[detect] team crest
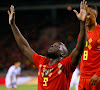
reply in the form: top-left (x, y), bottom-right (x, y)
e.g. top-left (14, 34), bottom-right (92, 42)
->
top-left (44, 69), bottom-right (50, 76)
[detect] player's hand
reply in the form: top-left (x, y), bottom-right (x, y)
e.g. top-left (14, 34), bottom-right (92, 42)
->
top-left (73, 0), bottom-right (87, 22)
top-left (89, 74), bottom-right (99, 85)
top-left (8, 5), bottom-right (15, 25)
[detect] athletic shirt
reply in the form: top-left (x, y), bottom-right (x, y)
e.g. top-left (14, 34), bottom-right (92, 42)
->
top-left (5, 65), bottom-right (21, 83)
top-left (16, 67), bottom-right (21, 75)
top-left (6, 65), bottom-right (16, 78)
top-left (32, 53), bottom-right (76, 90)
top-left (79, 24), bottom-right (100, 78)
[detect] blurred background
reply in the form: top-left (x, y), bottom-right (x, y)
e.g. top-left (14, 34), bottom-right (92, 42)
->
top-left (0, 0), bottom-right (100, 89)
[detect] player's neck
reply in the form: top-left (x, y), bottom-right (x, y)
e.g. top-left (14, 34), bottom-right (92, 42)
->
top-left (14, 65), bottom-right (18, 68)
top-left (49, 57), bottom-right (63, 66)
top-left (86, 22), bottom-right (97, 32)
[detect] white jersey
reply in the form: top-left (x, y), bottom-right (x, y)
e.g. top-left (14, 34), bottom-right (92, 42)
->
top-left (16, 67), bottom-right (21, 75)
top-left (5, 65), bottom-right (21, 88)
top-left (70, 68), bottom-right (80, 90)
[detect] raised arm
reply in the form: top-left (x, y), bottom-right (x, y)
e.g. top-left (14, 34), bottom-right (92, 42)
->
top-left (70, 0), bottom-right (87, 66)
top-left (8, 5), bottom-right (35, 62)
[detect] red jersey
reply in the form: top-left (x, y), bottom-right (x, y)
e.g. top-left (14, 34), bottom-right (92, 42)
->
top-left (32, 53), bottom-right (76, 90)
top-left (79, 24), bottom-right (100, 78)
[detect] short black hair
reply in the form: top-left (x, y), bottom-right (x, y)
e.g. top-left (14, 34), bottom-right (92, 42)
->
top-left (88, 4), bottom-right (98, 15)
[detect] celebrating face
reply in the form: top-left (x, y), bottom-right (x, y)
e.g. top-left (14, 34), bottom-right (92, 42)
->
top-left (86, 7), bottom-right (97, 26)
top-left (47, 42), bottom-right (68, 59)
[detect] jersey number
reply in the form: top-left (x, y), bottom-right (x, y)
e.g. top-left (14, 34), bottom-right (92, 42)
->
top-left (43, 77), bottom-right (48, 86)
top-left (83, 50), bottom-right (88, 60)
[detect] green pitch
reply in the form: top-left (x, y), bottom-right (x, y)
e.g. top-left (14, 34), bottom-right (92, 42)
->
top-left (0, 85), bottom-right (37, 90)
top-left (0, 85), bottom-right (75, 90)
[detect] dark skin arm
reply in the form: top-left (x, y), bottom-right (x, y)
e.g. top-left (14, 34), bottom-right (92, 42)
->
top-left (70, 0), bottom-right (87, 66)
top-left (8, 5), bottom-right (35, 62)
top-left (71, 21), bottom-right (86, 66)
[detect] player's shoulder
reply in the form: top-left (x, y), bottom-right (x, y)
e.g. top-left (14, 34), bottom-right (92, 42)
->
top-left (96, 24), bottom-right (100, 34)
top-left (33, 53), bottom-right (47, 59)
top-left (9, 65), bottom-right (15, 69)
top-left (63, 55), bottom-right (71, 60)
top-left (38, 54), bottom-right (47, 61)
top-left (39, 55), bottom-right (49, 64)
top-left (39, 55), bottom-right (47, 58)
top-left (61, 55), bottom-right (71, 63)
top-left (9, 65), bottom-right (16, 71)
top-left (97, 24), bottom-right (100, 29)
top-left (7, 65), bottom-right (15, 73)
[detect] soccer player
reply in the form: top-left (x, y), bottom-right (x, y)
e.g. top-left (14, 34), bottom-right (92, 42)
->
top-left (5, 62), bottom-right (21, 90)
top-left (7, 0), bottom-right (87, 89)
top-left (70, 67), bottom-right (80, 90)
top-left (75, 1), bottom-right (100, 90)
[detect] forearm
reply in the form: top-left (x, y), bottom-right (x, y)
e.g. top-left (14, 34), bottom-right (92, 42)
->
top-left (71, 21), bottom-right (86, 66)
top-left (71, 0), bottom-right (87, 66)
top-left (11, 24), bottom-right (30, 51)
top-left (8, 5), bottom-right (34, 62)
top-left (77, 21), bottom-right (86, 55)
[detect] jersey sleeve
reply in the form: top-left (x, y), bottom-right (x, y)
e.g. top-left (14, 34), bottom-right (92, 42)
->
top-left (8, 67), bottom-right (14, 77)
top-left (32, 53), bottom-right (47, 69)
top-left (63, 56), bottom-right (76, 73)
top-left (17, 67), bottom-right (21, 75)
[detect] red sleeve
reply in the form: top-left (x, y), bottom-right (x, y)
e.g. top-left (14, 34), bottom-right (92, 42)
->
top-left (32, 53), bottom-right (47, 69)
top-left (63, 56), bottom-right (76, 73)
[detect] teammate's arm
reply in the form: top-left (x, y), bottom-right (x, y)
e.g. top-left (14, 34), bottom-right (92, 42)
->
top-left (70, 0), bottom-right (87, 66)
top-left (8, 5), bottom-right (35, 62)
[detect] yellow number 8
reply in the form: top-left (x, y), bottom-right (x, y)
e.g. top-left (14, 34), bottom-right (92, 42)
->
top-left (83, 50), bottom-right (88, 60)
top-left (43, 77), bottom-right (48, 86)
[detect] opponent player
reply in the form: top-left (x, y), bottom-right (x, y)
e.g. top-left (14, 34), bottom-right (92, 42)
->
top-left (70, 67), bottom-right (80, 90)
top-left (75, 1), bottom-right (100, 90)
top-left (5, 62), bottom-right (21, 90)
top-left (7, 0), bottom-right (87, 89)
